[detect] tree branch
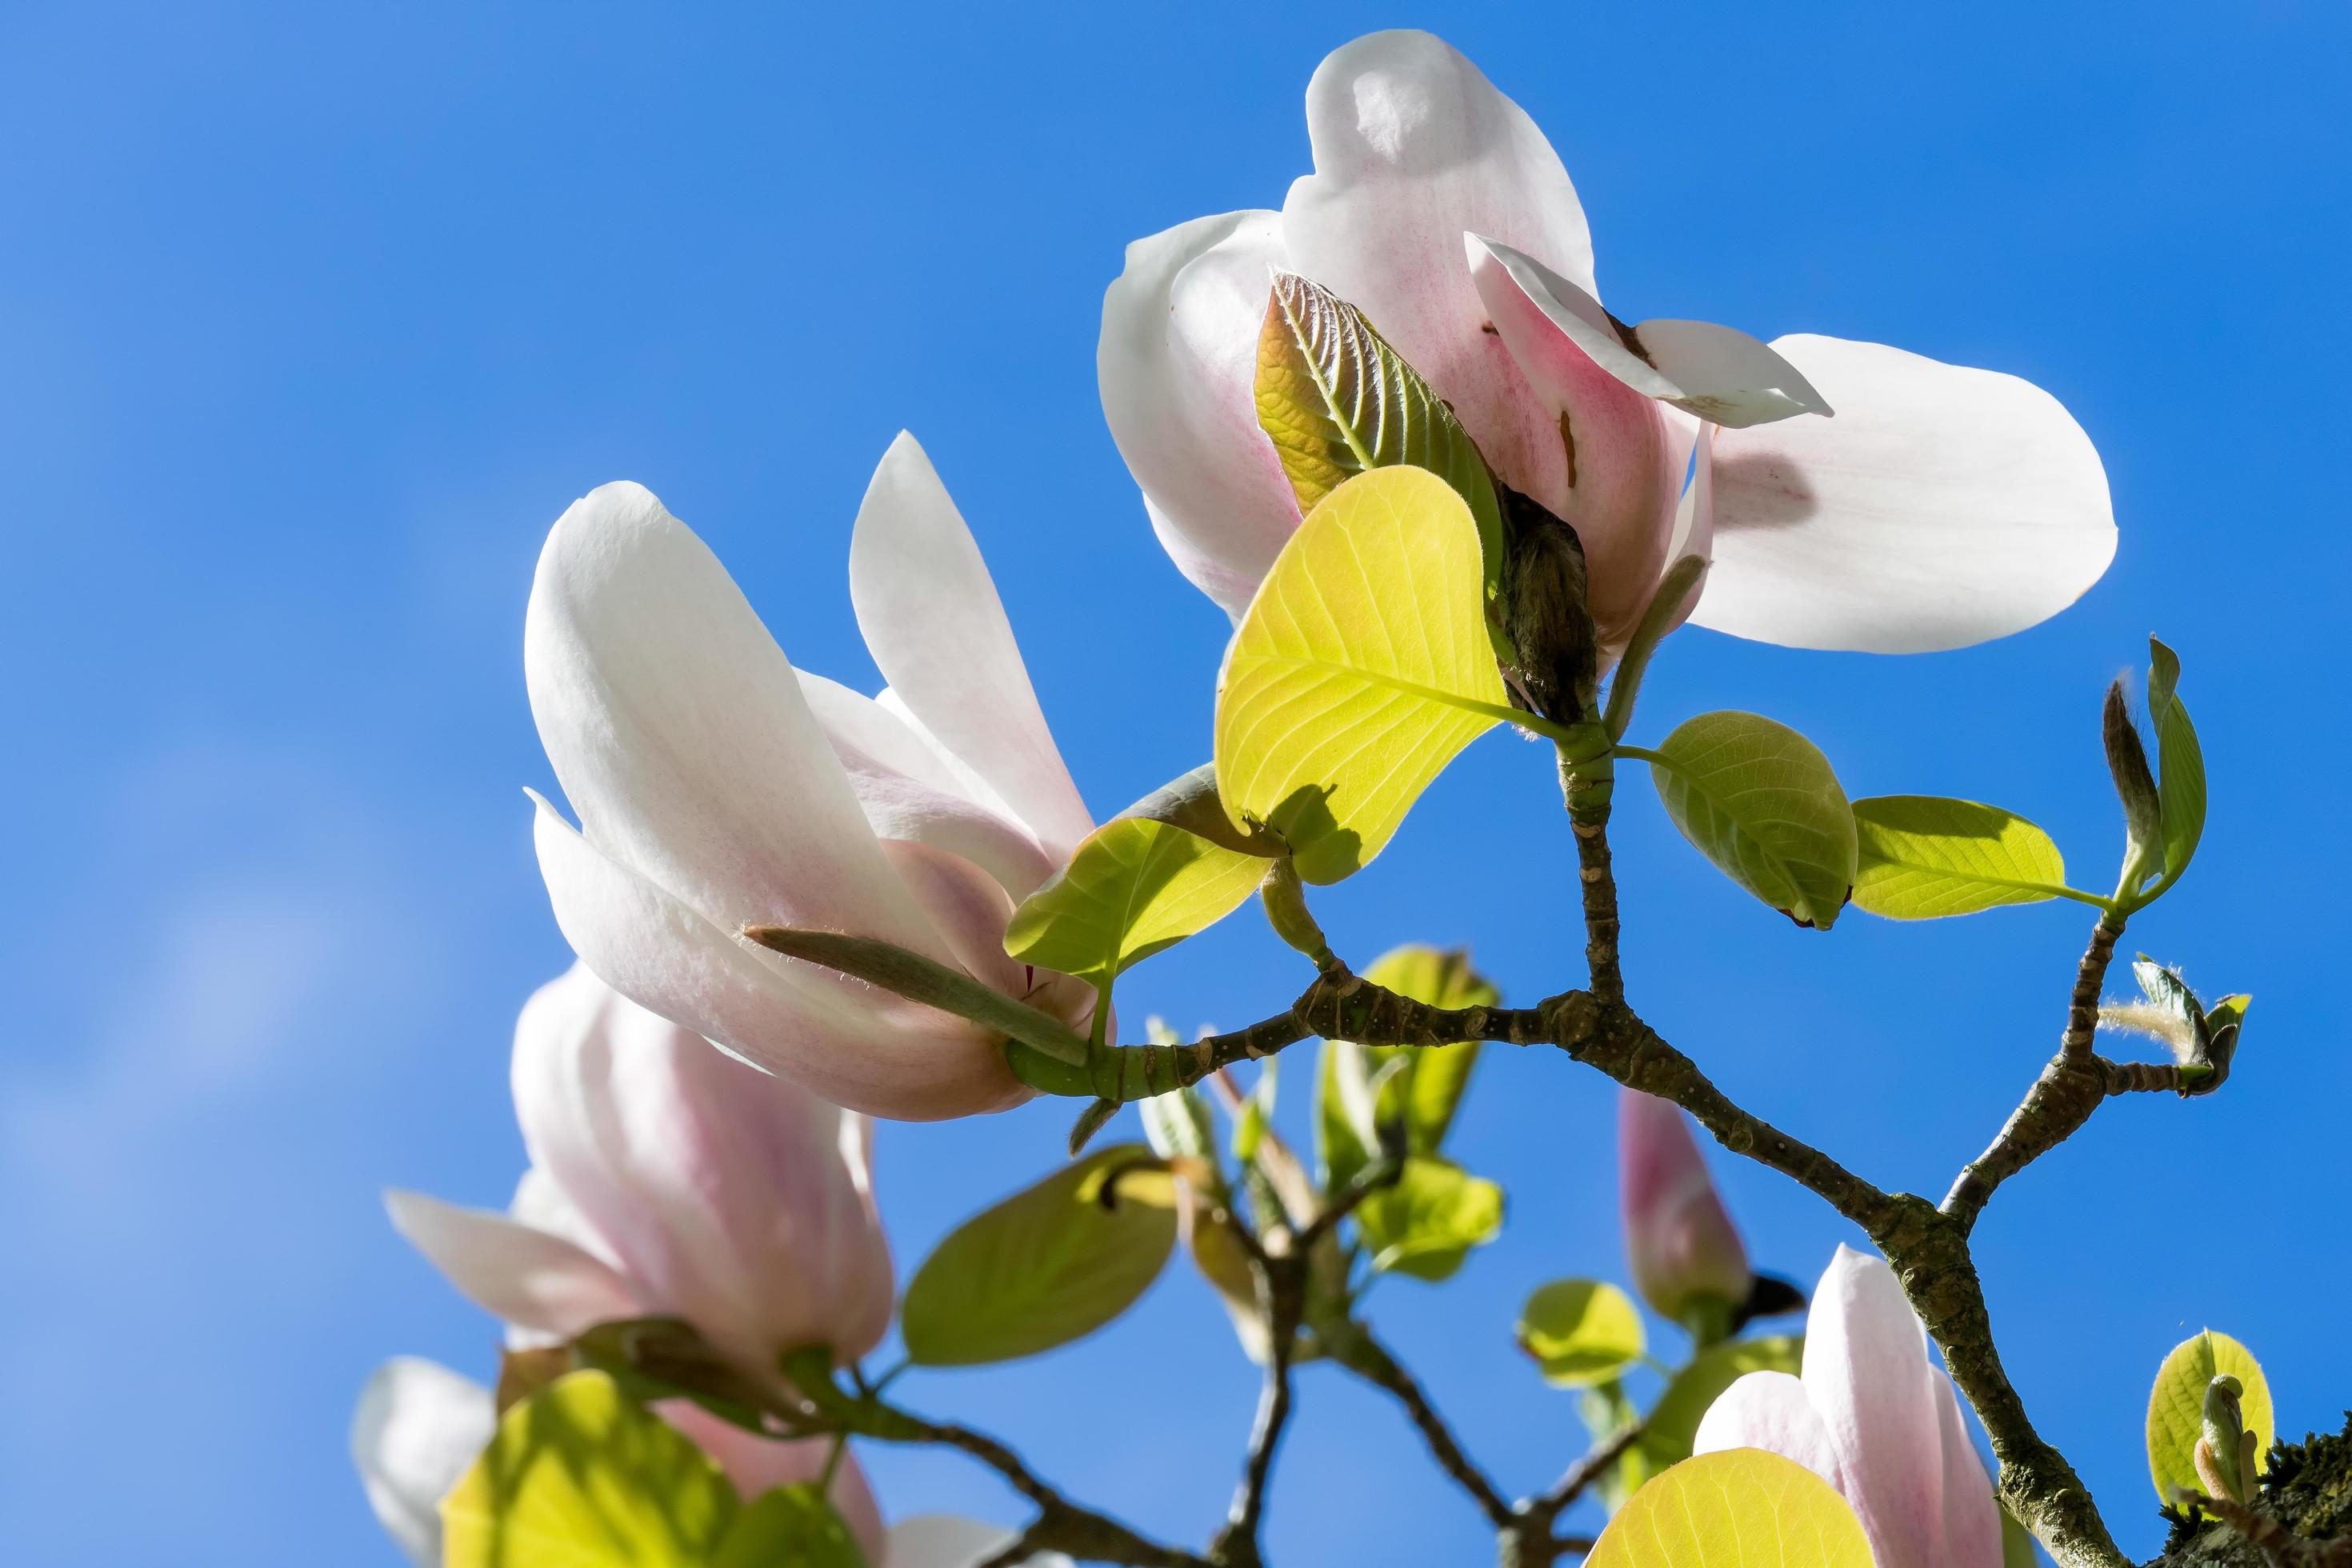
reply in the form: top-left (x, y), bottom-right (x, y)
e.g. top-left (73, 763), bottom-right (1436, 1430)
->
top-left (1326, 1327), bottom-right (1517, 1530)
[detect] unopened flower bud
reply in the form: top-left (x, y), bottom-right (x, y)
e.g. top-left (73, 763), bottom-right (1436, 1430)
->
top-left (1502, 486), bottom-right (1599, 726)
top-left (2196, 1374), bottom-right (2259, 1506)
top-left (1618, 1090), bottom-right (1750, 1339)
top-left (1259, 858), bottom-right (1333, 965)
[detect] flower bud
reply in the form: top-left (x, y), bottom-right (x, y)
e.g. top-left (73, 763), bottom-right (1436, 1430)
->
top-left (1502, 486), bottom-right (1599, 725)
top-left (2103, 678), bottom-right (2163, 888)
top-left (2195, 1374), bottom-right (2259, 1506)
top-left (1618, 1089), bottom-right (1750, 1337)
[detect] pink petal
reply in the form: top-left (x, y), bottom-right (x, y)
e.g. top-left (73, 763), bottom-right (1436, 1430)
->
top-left (849, 436), bottom-right (1094, 862)
top-left (384, 1188), bottom-right (642, 1339)
top-left (1930, 1373), bottom-right (2004, 1568)
top-left (1282, 31), bottom-right (1595, 522)
top-left (530, 795), bottom-right (1026, 1121)
top-left (1805, 1245), bottom-right (1950, 1568)
top-left (1098, 209), bottom-right (1299, 618)
top-left (524, 480), bottom-right (950, 964)
top-left (1691, 336), bottom-right (2116, 652)
top-left (1691, 1370), bottom-right (1846, 1494)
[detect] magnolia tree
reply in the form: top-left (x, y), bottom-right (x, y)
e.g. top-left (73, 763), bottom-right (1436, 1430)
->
top-left (354, 30), bottom-right (2344, 1568)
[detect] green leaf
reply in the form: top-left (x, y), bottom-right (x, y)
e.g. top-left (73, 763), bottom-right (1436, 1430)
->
top-left (1614, 1335), bottom-right (1805, 1504)
top-left (1255, 271), bottom-right (1506, 600)
top-left (2002, 1507), bottom-right (2044, 1567)
top-left (1354, 1154), bottom-right (1503, 1282)
top-left (1216, 465), bottom-right (1525, 884)
top-left (1517, 1280), bottom-right (1646, 1387)
top-left (742, 926), bottom-right (1091, 1067)
top-left (1850, 795), bottom-right (2075, 918)
top-left (2147, 638), bottom-right (2206, 887)
top-left (442, 1370), bottom-right (737, 1567)
top-left (1637, 711), bottom-right (1857, 930)
top-left (1003, 817), bottom-right (1269, 985)
top-left (900, 1144), bottom-right (1177, 1366)
top-left (1585, 1449), bottom-right (1873, 1568)
top-left (2146, 1330), bottom-right (2273, 1509)
top-left (716, 1485), bottom-right (868, 1568)
top-left (1317, 946), bottom-right (1497, 1190)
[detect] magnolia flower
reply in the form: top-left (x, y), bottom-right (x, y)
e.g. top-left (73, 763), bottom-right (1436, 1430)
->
top-left (1100, 30), bottom-right (2114, 653)
top-left (350, 1358), bottom-right (887, 1566)
top-left (387, 963), bottom-right (896, 1382)
top-left (1618, 1089), bottom-right (1750, 1328)
top-left (525, 433), bottom-right (1097, 1120)
top-left (1694, 1245), bottom-right (2002, 1568)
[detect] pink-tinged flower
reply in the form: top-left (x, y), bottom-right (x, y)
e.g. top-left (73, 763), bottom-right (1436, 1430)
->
top-left (1618, 1089), bottom-right (1750, 1326)
top-left (1694, 1245), bottom-right (2002, 1568)
top-left (524, 432), bottom-right (1097, 1120)
top-left (387, 963), bottom-right (897, 1382)
top-left (350, 1359), bottom-right (885, 1566)
top-left (1100, 30), bottom-right (2114, 653)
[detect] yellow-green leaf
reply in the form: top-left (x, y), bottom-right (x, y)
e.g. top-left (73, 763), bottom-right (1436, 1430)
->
top-left (1516, 1280), bottom-right (1646, 1388)
top-left (1215, 466), bottom-right (1521, 884)
top-left (1354, 1154), bottom-right (1503, 1282)
top-left (1851, 795), bottom-right (2073, 919)
top-left (901, 1145), bottom-right (1177, 1366)
top-left (715, 1485), bottom-right (868, 1568)
top-left (1317, 945), bottom-right (1497, 1190)
top-left (442, 1370), bottom-right (736, 1568)
top-left (2146, 1330), bottom-right (2273, 1509)
top-left (1255, 271), bottom-right (1505, 597)
top-left (2147, 637), bottom-right (2206, 887)
top-left (1586, 1448), bottom-right (1874, 1568)
top-left (1004, 818), bottom-right (1269, 984)
top-left (1641, 711), bottom-right (1857, 930)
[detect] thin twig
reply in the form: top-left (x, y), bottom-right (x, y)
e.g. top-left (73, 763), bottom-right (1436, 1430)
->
top-left (1329, 1328), bottom-right (1516, 1529)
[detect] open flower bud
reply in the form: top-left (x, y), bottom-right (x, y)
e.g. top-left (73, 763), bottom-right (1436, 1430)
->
top-left (1618, 1089), bottom-right (1750, 1334)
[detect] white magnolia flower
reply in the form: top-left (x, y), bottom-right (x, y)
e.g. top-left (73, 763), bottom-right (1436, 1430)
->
top-left (524, 433), bottom-right (1096, 1119)
top-left (1694, 1245), bottom-right (2002, 1568)
top-left (388, 963), bottom-right (895, 1379)
top-left (1100, 29), bottom-right (2114, 654)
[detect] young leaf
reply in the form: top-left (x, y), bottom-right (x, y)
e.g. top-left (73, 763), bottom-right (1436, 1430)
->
top-left (1850, 795), bottom-right (2074, 918)
top-left (900, 1145), bottom-right (1177, 1366)
top-left (1216, 466), bottom-right (1523, 883)
top-left (1585, 1449), bottom-right (1873, 1568)
top-left (1256, 271), bottom-right (1506, 596)
top-left (2146, 637), bottom-right (2207, 887)
top-left (1003, 817), bottom-right (1270, 985)
top-left (1316, 945), bottom-right (1497, 1190)
top-left (1638, 712), bottom-right (1857, 929)
top-left (1516, 1279), bottom-right (1646, 1387)
top-left (715, 1486), bottom-right (868, 1568)
top-left (1354, 1154), bottom-right (1503, 1282)
top-left (442, 1370), bottom-right (737, 1568)
top-left (2146, 1330), bottom-right (2273, 1510)
top-left (742, 926), bottom-right (1092, 1066)
top-left (1614, 1335), bottom-right (1804, 1503)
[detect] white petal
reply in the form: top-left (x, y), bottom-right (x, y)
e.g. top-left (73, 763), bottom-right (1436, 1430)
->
top-left (1804, 1246), bottom-right (1950, 1568)
top-left (1282, 31), bottom-right (1594, 509)
top-left (352, 1359), bottom-right (496, 1568)
top-left (1692, 336), bottom-right (2116, 652)
top-left (1467, 236), bottom-right (1828, 427)
top-left (886, 1514), bottom-right (1076, 1568)
top-left (509, 964), bottom-right (898, 1370)
top-left (1098, 210), bottom-right (1300, 618)
top-left (385, 1188), bottom-right (642, 1338)
top-left (524, 481), bottom-right (949, 961)
top-left (1930, 1373), bottom-right (2004, 1568)
top-left (531, 797), bottom-right (1025, 1122)
top-left (850, 434), bottom-right (1094, 861)
top-left (799, 673), bottom-right (1056, 898)
top-left (1691, 1370), bottom-right (1846, 1494)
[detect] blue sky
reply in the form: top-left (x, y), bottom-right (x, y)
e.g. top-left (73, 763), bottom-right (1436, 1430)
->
top-left (3, 3), bottom-right (2345, 1562)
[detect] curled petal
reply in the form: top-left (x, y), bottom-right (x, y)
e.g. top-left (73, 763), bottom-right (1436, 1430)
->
top-left (1098, 210), bottom-right (1299, 616)
top-left (1691, 336), bottom-right (2116, 652)
top-left (1282, 30), bottom-right (1594, 514)
top-left (1806, 1246), bottom-right (1951, 1568)
top-left (1692, 1370), bottom-right (1846, 1494)
top-left (352, 1359), bottom-right (496, 1568)
top-left (524, 480), bottom-right (949, 964)
top-left (850, 435), bottom-right (1093, 860)
top-left (531, 797), bottom-right (1024, 1121)
top-left (384, 1189), bottom-right (642, 1339)
top-left (1468, 236), bottom-right (1828, 428)
top-left (1930, 1373), bottom-right (2003, 1568)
